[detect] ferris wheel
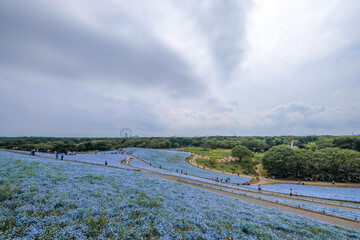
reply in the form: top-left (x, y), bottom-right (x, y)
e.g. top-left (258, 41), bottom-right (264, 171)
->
top-left (120, 128), bottom-right (132, 138)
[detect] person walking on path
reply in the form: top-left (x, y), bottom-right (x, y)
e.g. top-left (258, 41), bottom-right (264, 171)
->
top-left (56, 153), bottom-right (59, 160)
top-left (290, 188), bottom-right (293, 196)
top-left (105, 160), bottom-right (108, 166)
top-left (258, 184), bottom-right (261, 191)
top-left (61, 153), bottom-right (64, 160)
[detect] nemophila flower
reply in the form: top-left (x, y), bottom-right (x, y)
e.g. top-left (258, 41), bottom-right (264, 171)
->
top-left (13, 149), bottom-right (136, 170)
top-left (126, 148), bottom-right (251, 184)
top-left (1, 150), bottom-right (360, 239)
top-left (246, 184), bottom-right (360, 202)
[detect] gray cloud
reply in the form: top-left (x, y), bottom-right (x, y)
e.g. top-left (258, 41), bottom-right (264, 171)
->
top-left (245, 102), bottom-right (360, 135)
top-left (185, 1), bottom-right (250, 81)
top-left (0, 0), bottom-right (206, 97)
top-left (0, 0), bottom-right (359, 137)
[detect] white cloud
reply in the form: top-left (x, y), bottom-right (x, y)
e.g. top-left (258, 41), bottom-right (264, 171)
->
top-left (241, 0), bottom-right (360, 83)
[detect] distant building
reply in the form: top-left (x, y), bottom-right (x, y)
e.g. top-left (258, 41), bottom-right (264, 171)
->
top-left (289, 140), bottom-right (298, 149)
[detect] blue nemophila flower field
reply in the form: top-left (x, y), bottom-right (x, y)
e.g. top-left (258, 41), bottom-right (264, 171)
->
top-left (13, 150), bottom-right (136, 170)
top-left (130, 160), bottom-right (243, 186)
top-left (247, 184), bottom-right (360, 202)
top-left (126, 148), bottom-right (251, 184)
top-left (176, 177), bottom-right (360, 221)
top-left (1, 151), bottom-right (360, 239)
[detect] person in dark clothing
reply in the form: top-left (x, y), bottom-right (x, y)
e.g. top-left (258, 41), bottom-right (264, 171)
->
top-left (61, 154), bottom-right (64, 160)
top-left (105, 160), bottom-right (108, 166)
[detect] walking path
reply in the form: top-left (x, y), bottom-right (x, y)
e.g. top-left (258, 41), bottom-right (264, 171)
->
top-left (124, 157), bottom-right (360, 230)
top-left (2, 149), bottom-right (140, 172)
top-left (127, 156), bottom-right (360, 207)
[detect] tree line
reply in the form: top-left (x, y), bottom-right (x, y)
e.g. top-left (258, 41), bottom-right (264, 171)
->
top-left (1, 135), bottom-right (359, 182)
top-left (1, 135), bottom-right (359, 153)
top-left (262, 145), bottom-right (360, 182)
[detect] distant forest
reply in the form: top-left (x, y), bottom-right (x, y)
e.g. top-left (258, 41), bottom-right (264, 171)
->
top-left (1, 135), bottom-right (359, 153)
top-left (1, 135), bottom-right (360, 182)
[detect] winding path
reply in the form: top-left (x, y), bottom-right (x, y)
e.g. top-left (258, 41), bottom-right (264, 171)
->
top-left (124, 155), bottom-right (360, 231)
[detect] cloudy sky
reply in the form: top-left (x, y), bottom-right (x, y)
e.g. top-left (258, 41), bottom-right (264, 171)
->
top-left (1, 0), bottom-right (360, 137)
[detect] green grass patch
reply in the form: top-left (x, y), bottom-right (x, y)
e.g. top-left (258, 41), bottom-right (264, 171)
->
top-left (180, 147), bottom-right (258, 176)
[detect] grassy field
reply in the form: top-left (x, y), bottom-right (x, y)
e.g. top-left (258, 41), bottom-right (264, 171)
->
top-left (179, 147), bottom-right (261, 176)
top-left (179, 147), bottom-right (231, 161)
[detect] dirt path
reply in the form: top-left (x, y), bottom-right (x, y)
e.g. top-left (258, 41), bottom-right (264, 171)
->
top-left (2, 149), bottom-right (140, 172)
top-left (254, 163), bottom-right (262, 177)
top-left (127, 158), bottom-right (360, 208)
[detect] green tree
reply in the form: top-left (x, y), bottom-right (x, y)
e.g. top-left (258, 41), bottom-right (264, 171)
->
top-left (335, 149), bottom-right (360, 180)
top-left (294, 148), bottom-right (313, 178)
top-left (315, 136), bottom-right (334, 149)
top-left (313, 148), bottom-right (340, 178)
top-left (241, 156), bottom-right (253, 172)
top-left (262, 145), bottom-right (295, 177)
top-left (231, 145), bottom-right (252, 161)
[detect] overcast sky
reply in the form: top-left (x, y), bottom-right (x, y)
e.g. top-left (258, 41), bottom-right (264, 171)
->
top-left (1, 0), bottom-right (360, 137)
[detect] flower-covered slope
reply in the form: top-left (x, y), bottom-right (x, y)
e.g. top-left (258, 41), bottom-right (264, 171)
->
top-left (247, 184), bottom-right (360, 202)
top-left (1, 150), bottom-right (359, 239)
top-left (126, 148), bottom-right (251, 184)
